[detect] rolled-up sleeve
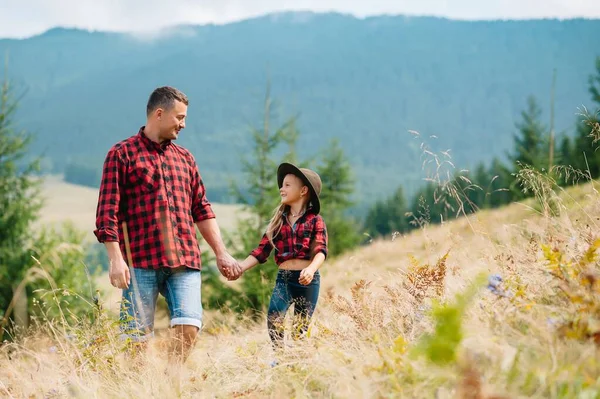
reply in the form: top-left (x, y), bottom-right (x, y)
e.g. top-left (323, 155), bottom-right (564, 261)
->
top-left (250, 233), bottom-right (273, 264)
top-left (94, 147), bottom-right (124, 243)
top-left (312, 215), bottom-right (328, 258)
top-left (190, 156), bottom-right (216, 222)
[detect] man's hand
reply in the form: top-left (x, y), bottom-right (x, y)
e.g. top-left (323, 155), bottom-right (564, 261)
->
top-left (196, 219), bottom-right (243, 280)
top-left (216, 252), bottom-right (242, 280)
top-left (109, 256), bottom-right (131, 289)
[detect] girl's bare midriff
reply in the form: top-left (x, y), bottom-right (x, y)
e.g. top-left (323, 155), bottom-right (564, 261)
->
top-left (279, 259), bottom-right (311, 271)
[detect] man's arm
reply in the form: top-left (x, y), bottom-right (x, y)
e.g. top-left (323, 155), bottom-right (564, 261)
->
top-left (195, 218), bottom-right (227, 257)
top-left (189, 154), bottom-right (241, 279)
top-left (105, 242), bottom-right (131, 289)
top-left (94, 148), bottom-right (130, 289)
top-left (196, 219), bottom-right (241, 279)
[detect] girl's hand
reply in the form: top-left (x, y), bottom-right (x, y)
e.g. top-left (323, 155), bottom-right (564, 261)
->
top-left (299, 267), bottom-right (315, 285)
top-left (226, 260), bottom-right (244, 281)
top-left (230, 255), bottom-right (259, 280)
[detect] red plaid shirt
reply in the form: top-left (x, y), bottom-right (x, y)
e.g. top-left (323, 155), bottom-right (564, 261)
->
top-left (250, 211), bottom-right (328, 265)
top-left (94, 128), bottom-right (215, 270)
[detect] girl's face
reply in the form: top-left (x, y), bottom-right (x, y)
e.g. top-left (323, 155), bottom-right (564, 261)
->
top-left (280, 174), bottom-right (309, 206)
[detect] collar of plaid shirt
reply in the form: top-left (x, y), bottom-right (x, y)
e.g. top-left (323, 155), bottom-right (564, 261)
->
top-left (94, 127), bottom-right (216, 270)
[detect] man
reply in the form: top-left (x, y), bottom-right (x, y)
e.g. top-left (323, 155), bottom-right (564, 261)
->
top-left (94, 86), bottom-right (241, 360)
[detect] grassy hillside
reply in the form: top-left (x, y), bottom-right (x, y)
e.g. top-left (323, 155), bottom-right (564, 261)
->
top-left (3, 176), bottom-right (600, 397)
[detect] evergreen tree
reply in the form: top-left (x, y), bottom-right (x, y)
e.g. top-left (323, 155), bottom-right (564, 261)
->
top-left (0, 77), bottom-right (95, 339)
top-left (589, 57), bottom-right (600, 106)
top-left (316, 139), bottom-right (361, 255)
top-left (201, 87), bottom-right (301, 315)
top-left (0, 76), bottom-right (43, 332)
top-left (508, 96), bottom-right (548, 171)
top-left (568, 57), bottom-right (600, 179)
top-left (486, 158), bottom-right (513, 208)
top-left (507, 96), bottom-right (549, 199)
top-left (470, 162), bottom-right (492, 209)
top-left (364, 200), bottom-right (389, 237)
top-left (364, 186), bottom-right (410, 237)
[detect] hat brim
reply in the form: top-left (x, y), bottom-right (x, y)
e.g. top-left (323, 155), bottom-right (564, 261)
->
top-left (277, 162), bottom-right (320, 215)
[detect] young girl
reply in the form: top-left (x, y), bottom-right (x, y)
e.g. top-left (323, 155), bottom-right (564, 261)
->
top-left (237, 162), bottom-right (328, 349)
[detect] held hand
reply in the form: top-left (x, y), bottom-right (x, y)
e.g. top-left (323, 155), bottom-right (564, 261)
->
top-left (217, 252), bottom-right (242, 280)
top-left (225, 259), bottom-right (244, 281)
top-left (109, 257), bottom-right (131, 289)
top-left (227, 261), bottom-right (244, 281)
top-left (299, 267), bottom-right (315, 286)
top-left (230, 260), bottom-right (243, 280)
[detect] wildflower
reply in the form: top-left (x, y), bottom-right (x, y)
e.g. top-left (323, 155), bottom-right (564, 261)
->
top-left (487, 274), bottom-right (511, 298)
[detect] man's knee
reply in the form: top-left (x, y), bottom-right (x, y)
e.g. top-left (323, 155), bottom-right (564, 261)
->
top-left (174, 324), bottom-right (199, 343)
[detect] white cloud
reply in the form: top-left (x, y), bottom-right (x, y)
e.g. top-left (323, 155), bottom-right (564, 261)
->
top-left (1, 0), bottom-right (599, 39)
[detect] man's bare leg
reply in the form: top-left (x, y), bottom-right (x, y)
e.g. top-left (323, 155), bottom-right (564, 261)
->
top-left (170, 325), bottom-right (199, 362)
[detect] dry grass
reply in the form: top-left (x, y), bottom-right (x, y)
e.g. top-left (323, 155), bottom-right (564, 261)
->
top-left (4, 177), bottom-right (600, 397)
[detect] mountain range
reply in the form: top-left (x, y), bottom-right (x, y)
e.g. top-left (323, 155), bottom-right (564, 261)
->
top-left (1, 12), bottom-right (599, 206)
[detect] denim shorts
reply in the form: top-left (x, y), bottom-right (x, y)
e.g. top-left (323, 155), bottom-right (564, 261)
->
top-left (119, 266), bottom-right (202, 342)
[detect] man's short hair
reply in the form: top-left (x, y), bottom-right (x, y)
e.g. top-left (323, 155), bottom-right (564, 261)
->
top-left (146, 86), bottom-right (189, 116)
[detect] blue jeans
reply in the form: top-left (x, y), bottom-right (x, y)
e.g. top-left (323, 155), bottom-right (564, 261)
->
top-left (120, 266), bottom-right (202, 342)
top-left (267, 269), bottom-right (320, 346)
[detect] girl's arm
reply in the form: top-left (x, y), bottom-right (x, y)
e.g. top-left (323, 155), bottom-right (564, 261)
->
top-left (299, 216), bottom-right (328, 285)
top-left (307, 252), bottom-right (326, 272)
top-left (299, 253), bottom-right (325, 285)
top-left (240, 255), bottom-right (260, 273)
top-left (233, 233), bottom-right (272, 279)
top-left (310, 215), bottom-right (328, 269)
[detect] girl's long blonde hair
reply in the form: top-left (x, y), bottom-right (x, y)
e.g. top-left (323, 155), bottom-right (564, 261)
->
top-left (265, 203), bottom-right (287, 248)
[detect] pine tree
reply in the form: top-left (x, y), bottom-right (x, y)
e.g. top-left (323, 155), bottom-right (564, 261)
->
top-left (214, 87), bottom-right (301, 314)
top-left (0, 76), bottom-right (94, 339)
top-left (470, 162), bottom-right (491, 209)
top-left (316, 139), bottom-right (361, 255)
top-left (568, 57), bottom-right (600, 179)
top-left (364, 186), bottom-right (409, 238)
top-left (506, 96), bottom-right (549, 199)
top-left (364, 200), bottom-right (389, 237)
top-left (589, 57), bottom-right (600, 106)
top-left (0, 77), bottom-right (42, 331)
top-left (508, 96), bottom-right (548, 172)
top-left (486, 158), bottom-right (513, 208)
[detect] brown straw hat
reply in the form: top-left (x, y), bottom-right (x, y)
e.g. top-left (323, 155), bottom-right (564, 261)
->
top-left (277, 162), bottom-right (322, 215)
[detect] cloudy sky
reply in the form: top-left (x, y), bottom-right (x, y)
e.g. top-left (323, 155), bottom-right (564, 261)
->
top-left (1, 0), bottom-right (599, 38)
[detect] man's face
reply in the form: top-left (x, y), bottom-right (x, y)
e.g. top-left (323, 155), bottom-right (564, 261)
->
top-left (157, 100), bottom-right (187, 141)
